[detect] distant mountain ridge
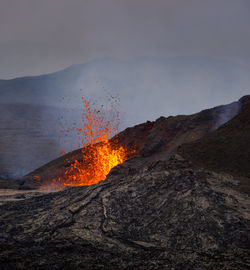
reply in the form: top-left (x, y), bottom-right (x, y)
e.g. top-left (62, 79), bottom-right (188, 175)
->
top-left (1, 56), bottom-right (250, 110)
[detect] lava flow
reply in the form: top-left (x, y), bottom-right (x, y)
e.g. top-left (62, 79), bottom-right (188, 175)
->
top-left (62, 140), bottom-right (127, 186)
top-left (54, 95), bottom-right (135, 186)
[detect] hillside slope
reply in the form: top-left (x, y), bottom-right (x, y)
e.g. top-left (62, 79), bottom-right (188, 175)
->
top-left (18, 96), bottom-right (242, 189)
top-left (180, 95), bottom-right (250, 179)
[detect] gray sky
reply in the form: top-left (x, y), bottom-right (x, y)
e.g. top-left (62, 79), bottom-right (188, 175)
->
top-left (0, 0), bottom-right (250, 78)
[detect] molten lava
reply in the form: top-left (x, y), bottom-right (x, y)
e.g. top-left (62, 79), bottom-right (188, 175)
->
top-left (54, 95), bottom-right (135, 186)
top-left (62, 140), bottom-right (127, 186)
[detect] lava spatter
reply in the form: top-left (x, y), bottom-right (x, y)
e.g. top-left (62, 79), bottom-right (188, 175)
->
top-left (53, 95), bottom-right (135, 186)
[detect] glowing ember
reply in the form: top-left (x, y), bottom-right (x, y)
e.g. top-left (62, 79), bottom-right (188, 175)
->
top-left (61, 140), bottom-right (127, 186)
top-left (53, 94), bottom-right (135, 186)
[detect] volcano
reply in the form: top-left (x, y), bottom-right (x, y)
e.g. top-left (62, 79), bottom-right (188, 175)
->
top-left (0, 96), bottom-right (249, 269)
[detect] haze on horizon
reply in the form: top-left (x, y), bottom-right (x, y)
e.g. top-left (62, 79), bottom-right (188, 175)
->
top-left (0, 0), bottom-right (250, 79)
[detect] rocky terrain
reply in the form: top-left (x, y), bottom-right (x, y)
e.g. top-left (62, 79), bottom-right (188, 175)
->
top-left (0, 96), bottom-right (249, 269)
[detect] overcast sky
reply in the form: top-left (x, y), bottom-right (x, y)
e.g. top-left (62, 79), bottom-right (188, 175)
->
top-left (0, 0), bottom-right (250, 78)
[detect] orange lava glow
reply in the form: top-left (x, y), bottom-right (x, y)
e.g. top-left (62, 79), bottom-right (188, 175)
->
top-left (53, 95), bottom-right (135, 186)
top-left (62, 140), bottom-right (127, 186)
